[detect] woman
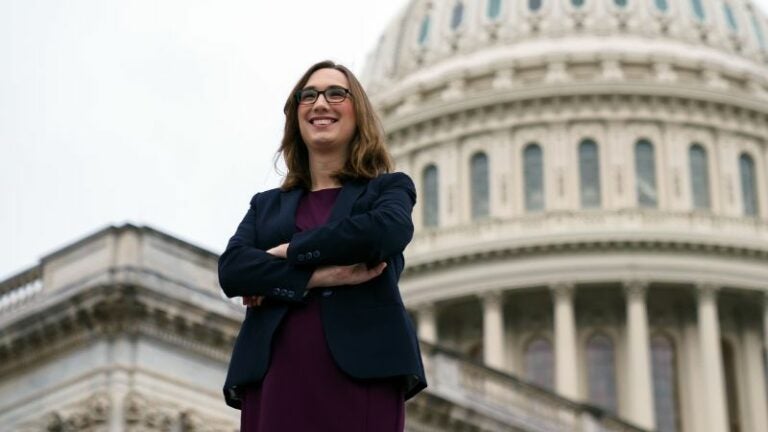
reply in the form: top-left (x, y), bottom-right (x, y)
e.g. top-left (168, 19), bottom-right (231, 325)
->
top-left (218, 60), bottom-right (427, 431)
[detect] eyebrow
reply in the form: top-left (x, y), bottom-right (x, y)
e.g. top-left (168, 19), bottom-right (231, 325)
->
top-left (301, 84), bottom-right (345, 90)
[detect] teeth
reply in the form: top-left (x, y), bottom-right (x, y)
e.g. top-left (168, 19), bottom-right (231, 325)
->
top-left (312, 119), bottom-right (335, 126)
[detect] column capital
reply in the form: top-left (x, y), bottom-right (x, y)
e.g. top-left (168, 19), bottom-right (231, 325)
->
top-left (414, 302), bottom-right (436, 313)
top-left (549, 282), bottom-right (575, 300)
top-left (696, 283), bottom-right (720, 301)
top-left (623, 280), bottom-right (649, 300)
top-left (480, 289), bottom-right (504, 305)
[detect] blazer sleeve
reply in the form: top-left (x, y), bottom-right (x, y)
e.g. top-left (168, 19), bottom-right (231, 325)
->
top-left (218, 193), bottom-right (313, 303)
top-left (285, 172), bottom-right (416, 267)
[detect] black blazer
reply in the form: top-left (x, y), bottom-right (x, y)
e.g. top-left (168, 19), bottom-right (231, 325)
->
top-left (218, 172), bottom-right (427, 409)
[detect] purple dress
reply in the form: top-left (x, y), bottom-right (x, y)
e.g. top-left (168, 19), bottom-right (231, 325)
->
top-left (240, 187), bottom-right (405, 432)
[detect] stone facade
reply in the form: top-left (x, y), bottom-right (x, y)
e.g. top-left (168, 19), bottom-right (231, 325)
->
top-left (364, 1), bottom-right (768, 431)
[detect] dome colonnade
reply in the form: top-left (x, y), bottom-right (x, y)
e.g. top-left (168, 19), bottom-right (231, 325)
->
top-left (363, 0), bottom-right (768, 431)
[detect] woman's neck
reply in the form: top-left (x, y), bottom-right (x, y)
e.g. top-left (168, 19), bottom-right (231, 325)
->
top-left (309, 153), bottom-right (345, 191)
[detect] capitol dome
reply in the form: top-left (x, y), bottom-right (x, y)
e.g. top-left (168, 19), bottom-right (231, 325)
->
top-left (363, 1), bottom-right (768, 432)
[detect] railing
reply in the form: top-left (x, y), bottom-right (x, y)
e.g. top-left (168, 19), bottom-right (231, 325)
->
top-left (420, 341), bottom-right (649, 432)
top-left (0, 266), bottom-right (43, 314)
top-left (408, 209), bottom-right (768, 261)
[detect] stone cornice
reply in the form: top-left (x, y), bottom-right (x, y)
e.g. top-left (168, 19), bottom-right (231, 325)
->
top-left (383, 86), bottom-right (768, 149)
top-left (0, 281), bottom-right (242, 378)
top-left (403, 236), bottom-right (768, 277)
top-left (39, 223), bottom-right (219, 265)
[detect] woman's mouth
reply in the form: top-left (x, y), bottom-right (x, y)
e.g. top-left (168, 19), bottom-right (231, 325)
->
top-left (309, 117), bottom-right (338, 126)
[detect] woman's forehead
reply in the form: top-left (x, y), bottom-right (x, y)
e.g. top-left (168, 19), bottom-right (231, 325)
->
top-left (304, 68), bottom-right (349, 88)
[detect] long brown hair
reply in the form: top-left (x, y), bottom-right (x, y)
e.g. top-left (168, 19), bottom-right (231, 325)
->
top-left (277, 60), bottom-right (393, 190)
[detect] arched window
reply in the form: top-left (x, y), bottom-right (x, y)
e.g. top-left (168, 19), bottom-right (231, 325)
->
top-left (739, 153), bottom-right (758, 216)
top-left (724, 3), bottom-right (738, 32)
top-left (423, 165), bottom-right (439, 227)
top-left (571, 0), bottom-right (585, 8)
top-left (614, 0), bottom-right (628, 8)
top-left (418, 15), bottom-right (431, 45)
top-left (524, 143), bottom-right (545, 211)
top-left (654, 0), bottom-right (669, 12)
top-left (691, 0), bottom-right (706, 21)
top-left (525, 337), bottom-right (554, 390)
top-left (471, 152), bottom-right (490, 219)
top-left (451, 2), bottom-right (464, 30)
top-left (689, 144), bottom-right (710, 210)
top-left (722, 339), bottom-right (741, 432)
top-left (750, 9), bottom-right (766, 50)
top-left (487, 0), bottom-right (502, 19)
top-left (635, 139), bottom-right (658, 208)
top-left (652, 335), bottom-right (681, 432)
top-left (579, 139), bottom-right (601, 208)
top-left (529, 0), bottom-right (543, 12)
top-left (587, 333), bottom-right (618, 412)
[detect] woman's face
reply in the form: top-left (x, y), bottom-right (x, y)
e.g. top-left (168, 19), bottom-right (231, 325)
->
top-left (297, 68), bottom-right (357, 155)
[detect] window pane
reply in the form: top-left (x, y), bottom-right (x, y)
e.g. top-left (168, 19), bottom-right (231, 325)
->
top-left (652, 335), bottom-right (680, 432)
top-left (451, 2), bottom-right (464, 30)
top-left (655, 0), bottom-right (669, 12)
top-left (488, 0), bottom-right (502, 19)
top-left (572, 0), bottom-right (585, 8)
top-left (752, 10), bottom-right (766, 50)
top-left (635, 139), bottom-right (658, 208)
top-left (689, 144), bottom-right (710, 210)
top-left (614, 0), bottom-right (628, 8)
top-left (724, 3), bottom-right (738, 32)
top-left (423, 165), bottom-right (439, 227)
top-left (524, 143), bottom-right (545, 211)
top-left (471, 152), bottom-right (490, 219)
top-left (740, 153), bottom-right (758, 216)
top-left (691, 0), bottom-right (706, 21)
top-left (529, 0), bottom-right (543, 12)
top-left (525, 337), bottom-right (554, 390)
top-left (418, 16), bottom-right (430, 45)
top-left (579, 139), bottom-right (601, 208)
top-left (587, 333), bottom-right (617, 412)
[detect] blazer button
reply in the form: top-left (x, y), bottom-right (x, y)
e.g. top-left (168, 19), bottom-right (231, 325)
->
top-left (312, 250), bottom-right (320, 258)
top-left (321, 289), bottom-right (333, 297)
top-left (297, 253), bottom-right (305, 262)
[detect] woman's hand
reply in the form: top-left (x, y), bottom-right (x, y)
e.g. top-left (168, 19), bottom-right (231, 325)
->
top-left (308, 262), bottom-right (387, 289)
top-left (242, 296), bottom-right (264, 307)
top-left (266, 242), bottom-right (289, 259)
top-left (242, 243), bottom-right (289, 307)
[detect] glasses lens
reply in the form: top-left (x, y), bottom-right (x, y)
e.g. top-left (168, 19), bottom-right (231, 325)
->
top-left (298, 89), bottom-right (317, 104)
top-left (325, 87), bottom-right (347, 103)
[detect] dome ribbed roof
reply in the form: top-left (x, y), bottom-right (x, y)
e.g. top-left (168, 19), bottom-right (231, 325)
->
top-left (363, 0), bottom-right (768, 99)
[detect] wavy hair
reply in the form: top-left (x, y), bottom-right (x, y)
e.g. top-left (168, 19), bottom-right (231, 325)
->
top-left (277, 60), bottom-right (393, 190)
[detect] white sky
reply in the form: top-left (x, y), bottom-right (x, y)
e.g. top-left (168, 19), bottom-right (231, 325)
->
top-left (2, 0), bottom-right (768, 281)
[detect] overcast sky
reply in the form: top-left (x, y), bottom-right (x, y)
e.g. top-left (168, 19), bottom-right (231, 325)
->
top-left (2, 0), bottom-right (768, 281)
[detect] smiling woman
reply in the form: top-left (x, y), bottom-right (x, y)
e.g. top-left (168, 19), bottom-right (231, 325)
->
top-left (218, 60), bottom-right (426, 432)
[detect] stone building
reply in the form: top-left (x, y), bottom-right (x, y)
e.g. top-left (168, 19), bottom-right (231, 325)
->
top-left (3, 0), bottom-right (768, 431)
top-left (363, 0), bottom-right (768, 431)
top-left (0, 226), bottom-right (640, 432)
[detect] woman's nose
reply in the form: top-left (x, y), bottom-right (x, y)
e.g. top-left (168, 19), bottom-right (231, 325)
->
top-left (311, 93), bottom-right (331, 109)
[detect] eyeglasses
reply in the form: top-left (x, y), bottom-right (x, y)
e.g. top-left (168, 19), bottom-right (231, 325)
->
top-left (295, 86), bottom-right (351, 105)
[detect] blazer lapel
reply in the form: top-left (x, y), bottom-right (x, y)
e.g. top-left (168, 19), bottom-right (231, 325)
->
top-left (327, 178), bottom-right (367, 224)
top-left (278, 188), bottom-right (304, 240)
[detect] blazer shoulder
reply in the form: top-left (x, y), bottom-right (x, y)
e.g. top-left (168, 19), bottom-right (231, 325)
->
top-left (373, 171), bottom-right (415, 189)
top-left (248, 187), bottom-right (283, 208)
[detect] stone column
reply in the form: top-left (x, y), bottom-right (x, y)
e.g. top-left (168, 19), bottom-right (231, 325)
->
top-left (482, 290), bottom-right (505, 370)
top-left (551, 283), bottom-right (579, 399)
top-left (744, 325), bottom-right (768, 432)
top-left (417, 303), bottom-right (437, 344)
top-left (697, 285), bottom-right (729, 432)
top-left (764, 293), bottom-right (768, 359)
top-left (624, 281), bottom-right (655, 429)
